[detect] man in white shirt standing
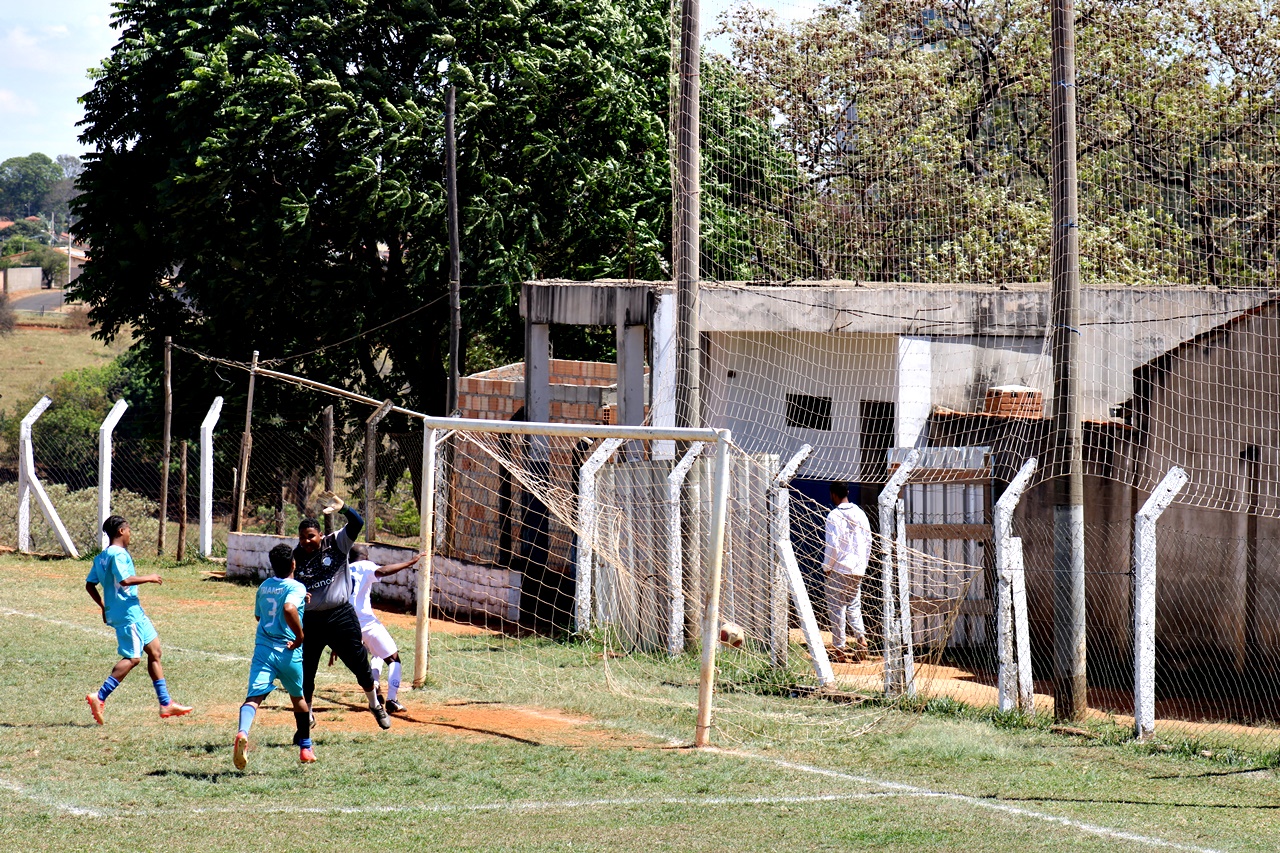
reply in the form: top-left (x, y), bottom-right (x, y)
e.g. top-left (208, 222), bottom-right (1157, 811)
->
top-left (824, 482), bottom-right (872, 663)
top-left (338, 544), bottom-right (425, 714)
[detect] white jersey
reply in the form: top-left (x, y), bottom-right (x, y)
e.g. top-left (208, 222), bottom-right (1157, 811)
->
top-left (347, 560), bottom-right (383, 630)
top-left (824, 502), bottom-right (872, 576)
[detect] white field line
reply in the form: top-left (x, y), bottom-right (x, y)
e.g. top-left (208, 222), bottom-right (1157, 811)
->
top-left (715, 750), bottom-right (1227, 853)
top-left (0, 777), bottom-right (104, 817)
top-left (0, 607), bottom-right (248, 662)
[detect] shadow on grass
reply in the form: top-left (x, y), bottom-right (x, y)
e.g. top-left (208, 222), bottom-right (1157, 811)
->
top-left (313, 694), bottom-right (544, 745)
top-left (145, 769), bottom-right (238, 783)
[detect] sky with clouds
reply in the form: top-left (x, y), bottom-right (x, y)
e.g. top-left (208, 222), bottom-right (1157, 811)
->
top-left (0, 0), bottom-right (818, 163)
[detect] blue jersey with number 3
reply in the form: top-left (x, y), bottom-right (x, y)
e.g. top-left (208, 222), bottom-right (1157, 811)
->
top-left (255, 577), bottom-right (306, 651)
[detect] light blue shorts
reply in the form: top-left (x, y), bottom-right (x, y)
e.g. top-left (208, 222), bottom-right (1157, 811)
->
top-left (247, 644), bottom-right (304, 698)
top-left (114, 614), bottom-right (158, 659)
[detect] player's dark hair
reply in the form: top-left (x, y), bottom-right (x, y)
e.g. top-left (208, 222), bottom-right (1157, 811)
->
top-left (269, 544), bottom-right (295, 577)
top-left (829, 482), bottom-right (849, 502)
top-left (298, 517), bottom-right (321, 534)
top-left (350, 544), bottom-right (369, 561)
top-left (102, 514), bottom-right (128, 540)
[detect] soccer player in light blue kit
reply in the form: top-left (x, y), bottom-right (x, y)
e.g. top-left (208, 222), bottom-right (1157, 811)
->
top-left (233, 544), bottom-right (315, 768)
top-left (84, 514), bottom-right (192, 724)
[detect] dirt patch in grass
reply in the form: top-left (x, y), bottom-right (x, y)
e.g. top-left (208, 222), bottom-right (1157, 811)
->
top-left (377, 610), bottom-right (496, 637)
top-left (200, 692), bottom-right (660, 749)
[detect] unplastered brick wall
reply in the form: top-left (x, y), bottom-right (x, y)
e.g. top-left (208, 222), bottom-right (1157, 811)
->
top-left (225, 532), bottom-right (520, 622)
top-left (450, 360), bottom-right (625, 574)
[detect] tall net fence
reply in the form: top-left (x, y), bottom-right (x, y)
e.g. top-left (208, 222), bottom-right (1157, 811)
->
top-left (685, 0), bottom-right (1280, 752)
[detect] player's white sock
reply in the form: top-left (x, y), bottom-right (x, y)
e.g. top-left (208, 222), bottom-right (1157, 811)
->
top-left (370, 657), bottom-right (383, 689)
top-left (364, 687), bottom-right (381, 709)
top-left (387, 661), bottom-right (402, 702)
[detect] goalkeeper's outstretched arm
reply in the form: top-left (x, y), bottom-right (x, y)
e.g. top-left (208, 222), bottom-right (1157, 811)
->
top-left (335, 505), bottom-right (363, 551)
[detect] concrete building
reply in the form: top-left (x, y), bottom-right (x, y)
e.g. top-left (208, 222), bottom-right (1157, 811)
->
top-left (513, 280), bottom-right (1280, 713)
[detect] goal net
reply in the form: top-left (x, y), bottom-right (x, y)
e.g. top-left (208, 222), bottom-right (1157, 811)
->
top-left (409, 418), bottom-right (984, 747)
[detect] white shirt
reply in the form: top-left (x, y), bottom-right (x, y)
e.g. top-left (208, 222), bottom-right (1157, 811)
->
top-left (824, 501), bottom-right (872, 576)
top-left (347, 560), bottom-right (382, 630)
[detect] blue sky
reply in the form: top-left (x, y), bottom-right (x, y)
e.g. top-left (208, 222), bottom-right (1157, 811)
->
top-left (0, 0), bottom-right (817, 163)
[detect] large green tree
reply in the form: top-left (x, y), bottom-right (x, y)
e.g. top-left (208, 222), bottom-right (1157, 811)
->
top-left (72, 0), bottom-right (671, 449)
top-left (705, 0), bottom-right (1279, 287)
top-left (0, 153), bottom-right (63, 218)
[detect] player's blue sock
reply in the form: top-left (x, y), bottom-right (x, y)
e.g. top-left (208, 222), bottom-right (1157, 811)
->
top-left (97, 676), bottom-right (120, 702)
top-left (298, 738), bottom-right (312, 749)
top-left (152, 678), bottom-right (171, 706)
top-left (238, 704), bottom-right (257, 735)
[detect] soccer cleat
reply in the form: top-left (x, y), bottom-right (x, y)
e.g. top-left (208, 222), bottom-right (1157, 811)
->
top-left (385, 699), bottom-right (406, 714)
top-left (299, 746), bottom-right (316, 763)
top-left (233, 732), bottom-right (249, 770)
top-left (86, 693), bottom-right (105, 725)
top-left (159, 702), bottom-right (193, 719)
top-left (371, 703), bottom-right (392, 730)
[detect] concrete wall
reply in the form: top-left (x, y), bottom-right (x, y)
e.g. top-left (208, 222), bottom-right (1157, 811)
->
top-left (703, 331), bottom-right (897, 479)
top-left (1134, 306), bottom-right (1280, 678)
top-left (1, 266), bottom-right (42, 295)
top-left (225, 532), bottom-right (521, 622)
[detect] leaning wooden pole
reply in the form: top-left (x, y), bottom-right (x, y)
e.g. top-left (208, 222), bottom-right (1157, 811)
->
top-left (322, 405), bottom-right (335, 534)
top-left (1050, 0), bottom-right (1086, 721)
top-left (231, 351), bottom-right (258, 533)
top-left (445, 85), bottom-right (462, 416)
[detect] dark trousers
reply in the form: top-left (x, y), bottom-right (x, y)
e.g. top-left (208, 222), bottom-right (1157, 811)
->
top-left (302, 602), bottom-right (374, 704)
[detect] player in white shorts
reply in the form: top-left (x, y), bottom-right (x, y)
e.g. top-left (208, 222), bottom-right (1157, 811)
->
top-left (339, 544), bottom-right (425, 714)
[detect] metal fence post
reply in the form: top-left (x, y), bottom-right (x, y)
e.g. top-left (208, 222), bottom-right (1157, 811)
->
top-left (98, 399), bottom-right (129, 551)
top-left (576, 438), bottom-right (624, 632)
top-left (994, 458), bottom-right (1038, 712)
top-left (666, 441), bottom-right (705, 655)
top-left (199, 397), bottom-right (224, 558)
top-left (878, 449), bottom-right (919, 697)
top-left (18, 396), bottom-right (78, 557)
top-left (1134, 467), bottom-right (1188, 740)
top-left (17, 396), bottom-right (52, 553)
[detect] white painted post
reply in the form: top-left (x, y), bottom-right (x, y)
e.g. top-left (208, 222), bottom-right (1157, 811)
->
top-left (651, 289), bottom-right (677, 461)
top-left (18, 396), bottom-right (79, 557)
top-left (575, 437), bottom-right (624, 632)
top-left (878, 449), bottom-right (919, 697)
top-left (896, 497), bottom-right (915, 698)
top-left (773, 445), bottom-right (828, 677)
top-left (994, 457), bottom-right (1038, 712)
top-left (1010, 537), bottom-right (1034, 712)
top-left (17, 396), bottom-right (52, 553)
top-left (695, 431), bottom-right (733, 748)
top-left (666, 441), bottom-right (705, 655)
top-left (97, 399), bottom-right (129, 551)
top-left (1134, 466), bottom-right (1188, 740)
top-left (412, 426), bottom-right (437, 689)
top-left (199, 397), bottom-right (224, 558)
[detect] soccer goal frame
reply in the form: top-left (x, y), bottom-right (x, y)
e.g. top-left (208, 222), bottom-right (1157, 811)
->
top-left (250, 366), bottom-right (733, 747)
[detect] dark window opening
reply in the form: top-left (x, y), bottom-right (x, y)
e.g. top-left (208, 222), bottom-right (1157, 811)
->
top-left (785, 394), bottom-right (833, 431)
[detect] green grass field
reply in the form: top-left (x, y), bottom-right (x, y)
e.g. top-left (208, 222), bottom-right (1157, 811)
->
top-left (0, 325), bottom-right (131, 419)
top-left (1, 552), bottom-right (1278, 852)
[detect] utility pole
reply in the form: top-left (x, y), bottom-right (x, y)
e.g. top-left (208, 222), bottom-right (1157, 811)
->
top-left (446, 85), bottom-right (462, 416)
top-left (322, 405), bottom-right (335, 534)
top-left (231, 351), bottom-right (258, 533)
top-left (1050, 0), bottom-right (1086, 722)
top-left (674, 0), bottom-right (701, 432)
top-left (158, 336), bottom-right (172, 555)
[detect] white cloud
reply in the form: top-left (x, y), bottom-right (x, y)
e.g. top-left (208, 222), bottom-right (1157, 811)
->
top-left (0, 88), bottom-right (38, 116)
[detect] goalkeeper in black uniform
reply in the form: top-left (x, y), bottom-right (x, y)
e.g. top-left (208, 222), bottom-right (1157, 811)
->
top-left (293, 491), bottom-right (391, 730)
